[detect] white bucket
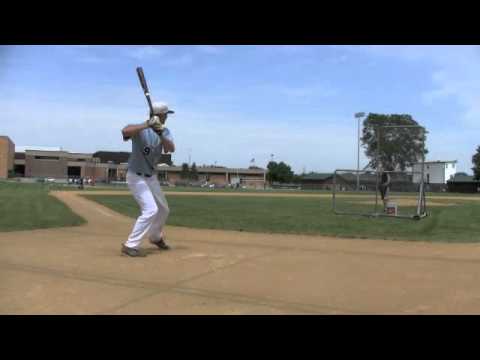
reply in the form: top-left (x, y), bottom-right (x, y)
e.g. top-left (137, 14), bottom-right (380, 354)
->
top-left (386, 202), bottom-right (397, 216)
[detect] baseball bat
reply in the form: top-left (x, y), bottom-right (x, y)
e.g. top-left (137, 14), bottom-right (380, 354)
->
top-left (136, 67), bottom-right (154, 116)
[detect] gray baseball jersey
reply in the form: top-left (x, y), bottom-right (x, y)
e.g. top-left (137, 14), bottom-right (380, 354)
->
top-left (126, 127), bottom-right (174, 176)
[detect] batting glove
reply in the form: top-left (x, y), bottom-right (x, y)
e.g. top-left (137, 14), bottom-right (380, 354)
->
top-left (146, 115), bottom-right (161, 128)
top-left (146, 116), bottom-right (165, 135)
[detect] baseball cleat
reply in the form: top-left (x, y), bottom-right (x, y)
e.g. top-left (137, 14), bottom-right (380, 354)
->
top-left (150, 238), bottom-right (170, 250)
top-left (121, 245), bottom-right (145, 257)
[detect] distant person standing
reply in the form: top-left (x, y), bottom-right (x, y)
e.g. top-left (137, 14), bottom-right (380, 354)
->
top-left (379, 166), bottom-right (391, 212)
top-left (120, 102), bottom-right (176, 257)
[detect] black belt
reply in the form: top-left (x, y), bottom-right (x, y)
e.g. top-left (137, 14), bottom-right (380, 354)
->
top-left (136, 172), bottom-right (152, 178)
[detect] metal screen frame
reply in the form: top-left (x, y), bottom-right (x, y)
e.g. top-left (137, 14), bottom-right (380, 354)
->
top-left (332, 125), bottom-right (428, 220)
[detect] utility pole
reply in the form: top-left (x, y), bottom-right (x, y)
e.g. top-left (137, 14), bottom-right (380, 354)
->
top-left (354, 112), bottom-right (366, 191)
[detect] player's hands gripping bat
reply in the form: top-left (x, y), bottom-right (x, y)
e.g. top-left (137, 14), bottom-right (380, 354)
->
top-left (146, 115), bottom-right (165, 135)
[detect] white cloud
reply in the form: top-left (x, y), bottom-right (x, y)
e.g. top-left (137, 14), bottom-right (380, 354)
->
top-left (279, 84), bottom-right (338, 99)
top-left (1, 86), bottom-right (370, 174)
top-left (167, 107), bottom-right (358, 172)
top-left (195, 45), bottom-right (224, 54)
top-left (253, 83), bottom-right (338, 104)
top-left (162, 53), bottom-right (193, 67)
top-left (77, 55), bottom-right (109, 64)
top-left (339, 45), bottom-right (456, 62)
top-left (58, 45), bottom-right (117, 64)
top-left (125, 46), bottom-right (194, 67)
top-left (421, 65), bottom-right (480, 128)
top-left (338, 45), bottom-right (480, 129)
top-left (0, 89), bottom-right (148, 153)
top-left (332, 55), bottom-right (348, 63)
top-left (4, 45), bottom-right (479, 174)
top-left (274, 45), bottom-right (303, 53)
top-left (72, 45), bottom-right (93, 49)
top-left (127, 46), bottom-right (167, 60)
top-left (273, 45), bottom-right (317, 54)
top-left (426, 128), bottom-right (477, 173)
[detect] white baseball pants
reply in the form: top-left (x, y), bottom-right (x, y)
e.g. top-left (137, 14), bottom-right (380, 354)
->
top-left (124, 171), bottom-right (170, 249)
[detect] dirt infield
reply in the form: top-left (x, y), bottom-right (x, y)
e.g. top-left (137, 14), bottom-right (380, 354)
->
top-left (2, 190), bottom-right (480, 314)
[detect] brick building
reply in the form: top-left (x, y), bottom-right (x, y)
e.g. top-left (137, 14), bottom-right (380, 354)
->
top-left (159, 166), bottom-right (266, 189)
top-left (11, 148), bottom-right (172, 183)
top-left (14, 149), bottom-right (104, 181)
top-left (1, 136), bottom-right (265, 188)
top-left (300, 173), bottom-right (334, 190)
top-left (0, 136), bottom-right (15, 179)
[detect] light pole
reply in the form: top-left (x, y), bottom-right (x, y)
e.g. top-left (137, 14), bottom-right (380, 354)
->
top-left (354, 112), bottom-right (366, 191)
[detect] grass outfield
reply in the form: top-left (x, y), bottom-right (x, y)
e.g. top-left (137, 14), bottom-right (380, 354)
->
top-left (7, 179), bottom-right (479, 198)
top-left (0, 182), bottom-right (86, 232)
top-left (82, 185), bottom-right (480, 198)
top-left (82, 193), bottom-right (480, 243)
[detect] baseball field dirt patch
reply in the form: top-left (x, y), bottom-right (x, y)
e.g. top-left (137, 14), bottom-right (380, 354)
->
top-left (2, 190), bottom-right (480, 314)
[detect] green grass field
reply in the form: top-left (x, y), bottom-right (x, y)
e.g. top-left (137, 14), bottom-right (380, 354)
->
top-left (2, 179), bottom-right (478, 241)
top-left (7, 179), bottom-right (479, 197)
top-left (80, 184), bottom-right (480, 198)
top-left (0, 182), bottom-right (86, 232)
top-left (82, 193), bottom-right (480, 243)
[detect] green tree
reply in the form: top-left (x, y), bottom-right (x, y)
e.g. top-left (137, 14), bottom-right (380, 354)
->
top-left (180, 163), bottom-right (190, 179)
top-left (277, 162), bottom-right (294, 183)
top-left (472, 146), bottom-right (480, 180)
top-left (190, 162), bottom-right (199, 181)
top-left (266, 161), bottom-right (294, 183)
top-left (266, 161), bottom-right (277, 183)
top-left (361, 113), bottom-right (428, 171)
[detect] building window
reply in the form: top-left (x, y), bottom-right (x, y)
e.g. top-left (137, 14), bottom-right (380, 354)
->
top-left (14, 164), bottom-right (25, 177)
top-left (68, 166), bottom-right (82, 177)
top-left (34, 156), bottom-right (60, 160)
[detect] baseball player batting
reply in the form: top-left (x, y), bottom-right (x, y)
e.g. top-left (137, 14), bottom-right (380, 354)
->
top-left (120, 67), bottom-right (176, 257)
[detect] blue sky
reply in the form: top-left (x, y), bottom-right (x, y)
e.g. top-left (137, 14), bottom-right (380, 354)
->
top-left (1, 45), bottom-right (479, 173)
